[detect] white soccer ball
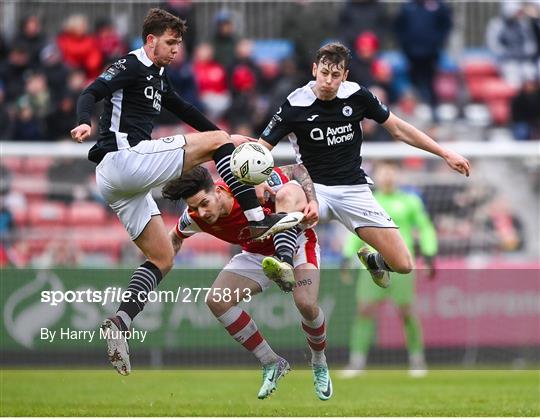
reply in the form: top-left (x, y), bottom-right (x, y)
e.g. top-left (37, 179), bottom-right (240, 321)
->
top-left (230, 142), bottom-right (274, 185)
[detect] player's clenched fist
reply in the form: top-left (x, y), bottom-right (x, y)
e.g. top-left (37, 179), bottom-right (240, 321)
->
top-left (70, 124), bottom-right (92, 143)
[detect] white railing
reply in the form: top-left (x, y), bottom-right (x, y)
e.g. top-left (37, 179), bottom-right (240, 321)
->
top-left (2, 140), bottom-right (539, 159)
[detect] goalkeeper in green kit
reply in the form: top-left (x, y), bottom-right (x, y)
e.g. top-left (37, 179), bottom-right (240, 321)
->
top-left (339, 161), bottom-right (437, 378)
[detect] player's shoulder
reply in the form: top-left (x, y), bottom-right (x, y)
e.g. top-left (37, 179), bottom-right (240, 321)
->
top-left (286, 82), bottom-right (317, 107)
top-left (340, 81), bottom-right (377, 102)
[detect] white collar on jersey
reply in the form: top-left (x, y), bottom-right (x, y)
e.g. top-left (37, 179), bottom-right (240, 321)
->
top-left (287, 80), bottom-right (361, 106)
top-left (129, 47), bottom-right (165, 75)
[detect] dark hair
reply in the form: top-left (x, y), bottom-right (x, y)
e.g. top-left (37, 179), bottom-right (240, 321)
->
top-left (315, 42), bottom-right (351, 70)
top-left (162, 166), bottom-right (214, 201)
top-left (142, 8), bottom-right (187, 43)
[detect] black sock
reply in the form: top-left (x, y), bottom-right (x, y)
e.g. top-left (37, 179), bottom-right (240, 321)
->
top-left (118, 261), bottom-right (163, 320)
top-left (213, 143), bottom-right (262, 219)
top-left (367, 252), bottom-right (393, 272)
top-left (273, 226), bottom-right (298, 266)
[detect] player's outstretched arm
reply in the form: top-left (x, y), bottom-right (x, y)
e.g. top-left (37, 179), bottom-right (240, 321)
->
top-left (381, 112), bottom-right (471, 177)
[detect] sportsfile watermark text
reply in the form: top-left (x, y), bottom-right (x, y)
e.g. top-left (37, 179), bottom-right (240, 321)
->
top-left (41, 287), bottom-right (252, 306)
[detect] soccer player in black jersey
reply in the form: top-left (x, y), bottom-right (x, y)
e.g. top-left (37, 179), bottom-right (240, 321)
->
top-left (70, 8), bottom-right (302, 375)
top-left (259, 42), bottom-right (470, 288)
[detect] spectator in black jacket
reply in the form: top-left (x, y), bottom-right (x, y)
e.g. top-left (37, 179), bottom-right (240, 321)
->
top-left (394, 0), bottom-right (452, 121)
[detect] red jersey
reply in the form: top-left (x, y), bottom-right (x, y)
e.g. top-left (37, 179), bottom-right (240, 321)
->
top-left (175, 168), bottom-right (304, 256)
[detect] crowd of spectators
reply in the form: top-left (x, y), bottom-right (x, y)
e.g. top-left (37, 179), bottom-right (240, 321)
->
top-left (1, 0), bottom-right (539, 143)
top-left (0, 0), bottom-right (537, 267)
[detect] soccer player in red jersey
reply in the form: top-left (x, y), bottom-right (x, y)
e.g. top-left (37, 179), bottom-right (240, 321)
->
top-left (162, 164), bottom-right (332, 401)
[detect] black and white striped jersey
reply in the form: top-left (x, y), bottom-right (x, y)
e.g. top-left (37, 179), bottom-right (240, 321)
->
top-left (260, 81), bottom-right (390, 186)
top-left (77, 47), bottom-right (218, 164)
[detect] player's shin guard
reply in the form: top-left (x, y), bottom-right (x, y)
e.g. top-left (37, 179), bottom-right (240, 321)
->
top-left (213, 143), bottom-right (264, 221)
top-left (217, 306), bottom-right (278, 365)
top-left (117, 261), bottom-right (163, 326)
top-left (301, 308), bottom-right (327, 366)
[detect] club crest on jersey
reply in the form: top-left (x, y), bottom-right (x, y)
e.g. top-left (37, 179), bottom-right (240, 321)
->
top-left (266, 171), bottom-right (283, 187)
top-left (342, 106), bottom-right (353, 117)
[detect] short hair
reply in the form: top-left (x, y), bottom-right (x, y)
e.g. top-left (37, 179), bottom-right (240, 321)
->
top-left (315, 42), bottom-right (351, 70)
top-left (142, 8), bottom-right (187, 43)
top-left (162, 166), bottom-right (214, 201)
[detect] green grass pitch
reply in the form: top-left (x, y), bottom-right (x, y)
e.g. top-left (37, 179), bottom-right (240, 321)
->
top-left (1, 368), bottom-right (538, 416)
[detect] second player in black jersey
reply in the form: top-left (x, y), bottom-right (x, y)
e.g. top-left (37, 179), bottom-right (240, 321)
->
top-left (259, 42), bottom-right (471, 289)
top-left (261, 80), bottom-right (389, 186)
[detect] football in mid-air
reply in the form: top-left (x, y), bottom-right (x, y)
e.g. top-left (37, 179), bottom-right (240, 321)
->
top-left (230, 142), bottom-right (274, 185)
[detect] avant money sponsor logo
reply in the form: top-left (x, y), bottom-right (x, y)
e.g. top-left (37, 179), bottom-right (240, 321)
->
top-left (309, 123), bottom-right (354, 146)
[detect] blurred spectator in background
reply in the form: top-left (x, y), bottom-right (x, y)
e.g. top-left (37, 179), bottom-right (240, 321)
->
top-left (56, 14), bottom-right (103, 80)
top-left (192, 42), bottom-right (230, 121)
top-left (0, 44), bottom-right (31, 103)
top-left (17, 71), bottom-right (50, 120)
top-left (486, 2), bottom-right (539, 88)
top-left (347, 31), bottom-right (397, 104)
top-left (394, 0), bottom-right (452, 122)
top-left (18, 15), bottom-right (46, 67)
top-left (511, 76), bottom-right (540, 140)
top-left (348, 31), bottom-right (380, 88)
top-left (0, 83), bottom-right (11, 139)
top-left (46, 94), bottom-right (77, 141)
top-left (166, 44), bottom-right (202, 111)
top-left (0, 34), bottom-right (7, 62)
top-left (226, 38), bottom-right (260, 129)
top-left (12, 102), bottom-right (44, 141)
top-left (40, 43), bottom-right (70, 107)
top-left (95, 18), bottom-right (127, 64)
top-left (338, 0), bottom-right (389, 51)
top-left (483, 196), bottom-right (524, 252)
top-left (212, 9), bottom-right (238, 69)
top-left (281, 1), bottom-right (337, 75)
top-left (163, 0), bottom-right (197, 56)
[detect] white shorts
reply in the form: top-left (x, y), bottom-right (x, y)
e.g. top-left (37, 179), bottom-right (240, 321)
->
top-left (96, 135), bottom-right (186, 240)
top-left (315, 183), bottom-right (397, 233)
top-left (222, 229), bottom-right (320, 291)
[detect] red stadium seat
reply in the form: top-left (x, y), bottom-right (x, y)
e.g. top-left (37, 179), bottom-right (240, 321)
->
top-left (487, 100), bottom-right (511, 126)
top-left (461, 59), bottom-right (499, 80)
top-left (23, 157), bottom-right (54, 174)
top-left (67, 201), bottom-right (108, 226)
top-left (28, 201), bottom-right (68, 226)
top-left (478, 79), bottom-right (517, 102)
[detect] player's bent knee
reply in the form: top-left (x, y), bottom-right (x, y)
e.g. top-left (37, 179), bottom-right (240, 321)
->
top-left (206, 296), bottom-right (234, 317)
top-left (275, 185), bottom-right (305, 209)
top-left (391, 253), bottom-right (414, 274)
top-left (295, 299), bottom-right (318, 320)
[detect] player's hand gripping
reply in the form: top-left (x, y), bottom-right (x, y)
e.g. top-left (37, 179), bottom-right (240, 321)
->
top-left (303, 200), bottom-right (319, 228)
top-left (443, 149), bottom-right (471, 177)
top-left (254, 182), bottom-right (275, 205)
top-left (70, 124), bottom-right (92, 143)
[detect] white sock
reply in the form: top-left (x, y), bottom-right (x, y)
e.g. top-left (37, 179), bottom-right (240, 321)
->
top-left (301, 308), bottom-right (327, 366)
top-left (244, 207), bottom-right (265, 222)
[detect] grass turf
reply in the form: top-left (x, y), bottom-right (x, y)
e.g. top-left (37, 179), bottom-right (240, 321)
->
top-left (1, 369), bottom-right (538, 416)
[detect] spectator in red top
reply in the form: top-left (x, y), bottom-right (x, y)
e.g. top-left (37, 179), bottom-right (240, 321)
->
top-left (95, 18), bottom-right (127, 63)
top-left (57, 14), bottom-right (103, 80)
top-left (192, 42), bottom-right (230, 120)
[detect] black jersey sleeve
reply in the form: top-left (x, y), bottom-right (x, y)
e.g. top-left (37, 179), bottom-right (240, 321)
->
top-left (76, 55), bottom-right (139, 126)
top-left (162, 74), bottom-right (220, 132)
top-left (259, 102), bottom-right (292, 146)
top-left (96, 55), bottom-right (139, 94)
top-left (359, 86), bottom-right (391, 124)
